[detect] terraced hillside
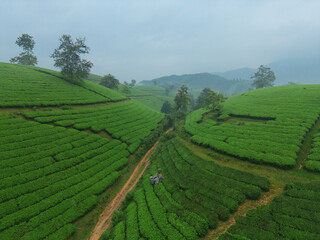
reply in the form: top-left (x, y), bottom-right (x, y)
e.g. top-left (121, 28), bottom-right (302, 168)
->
top-left (0, 63), bottom-right (166, 240)
top-left (185, 85), bottom-right (320, 169)
top-left (0, 63), bottom-right (125, 107)
top-left (219, 181), bottom-right (320, 240)
top-left (125, 85), bottom-right (174, 112)
top-left (24, 100), bottom-right (164, 153)
top-left (101, 137), bottom-right (270, 239)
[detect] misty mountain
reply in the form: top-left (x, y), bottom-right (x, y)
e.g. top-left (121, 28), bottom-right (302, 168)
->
top-left (140, 73), bottom-right (252, 96)
top-left (214, 56), bottom-right (320, 85)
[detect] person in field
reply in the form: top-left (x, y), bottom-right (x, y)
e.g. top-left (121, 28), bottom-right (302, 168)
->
top-left (159, 173), bottom-right (163, 182)
top-left (150, 175), bottom-right (154, 185)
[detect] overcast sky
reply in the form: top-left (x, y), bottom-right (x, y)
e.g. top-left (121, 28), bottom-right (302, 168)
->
top-left (1, 0), bottom-right (319, 82)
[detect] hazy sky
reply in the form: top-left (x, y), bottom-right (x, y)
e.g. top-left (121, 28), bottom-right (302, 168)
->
top-left (1, 0), bottom-right (319, 82)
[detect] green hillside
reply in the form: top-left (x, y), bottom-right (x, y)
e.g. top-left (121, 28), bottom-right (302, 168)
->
top-left (0, 63), bottom-right (125, 107)
top-left (1, 62), bottom-right (320, 240)
top-left (0, 63), bottom-right (166, 240)
top-left (120, 85), bottom-right (174, 112)
top-left (140, 73), bottom-right (252, 96)
top-left (219, 181), bottom-right (320, 239)
top-left (185, 85), bottom-right (320, 169)
top-left (102, 137), bottom-right (270, 239)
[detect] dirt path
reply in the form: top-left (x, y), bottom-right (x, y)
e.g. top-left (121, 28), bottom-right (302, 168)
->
top-left (204, 186), bottom-right (283, 240)
top-left (88, 128), bottom-right (173, 240)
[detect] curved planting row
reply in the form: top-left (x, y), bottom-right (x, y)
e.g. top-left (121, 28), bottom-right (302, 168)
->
top-left (185, 85), bottom-right (320, 169)
top-left (0, 63), bottom-right (125, 107)
top-left (219, 181), bottom-right (320, 240)
top-left (0, 114), bottom-right (129, 240)
top-left (102, 137), bottom-right (270, 239)
top-left (24, 100), bottom-right (164, 152)
top-left (305, 129), bottom-right (320, 172)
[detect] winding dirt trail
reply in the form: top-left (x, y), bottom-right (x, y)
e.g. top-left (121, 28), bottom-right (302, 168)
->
top-left (88, 128), bottom-right (173, 240)
top-left (205, 186), bottom-right (283, 239)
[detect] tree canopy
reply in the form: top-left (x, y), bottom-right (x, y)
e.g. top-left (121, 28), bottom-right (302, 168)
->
top-left (100, 74), bottom-right (120, 89)
top-left (194, 87), bottom-right (224, 112)
top-left (173, 84), bottom-right (190, 113)
top-left (10, 33), bottom-right (37, 66)
top-left (251, 65), bottom-right (276, 89)
top-left (50, 35), bottom-right (93, 85)
top-left (160, 101), bottom-right (172, 114)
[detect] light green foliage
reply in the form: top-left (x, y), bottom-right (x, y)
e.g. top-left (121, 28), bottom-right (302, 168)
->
top-left (24, 100), bottom-right (164, 153)
top-left (219, 181), bottom-right (320, 240)
top-left (127, 85), bottom-right (174, 112)
top-left (0, 63), bottom-right (125, 107)
top-left (186, 85), bottom-right (320, 169)
top-left (0, 114), bottom-right (129, 240)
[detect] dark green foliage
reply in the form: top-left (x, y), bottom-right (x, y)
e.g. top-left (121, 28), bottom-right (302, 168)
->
top-left (111, 210), bottom-right (125, 225)
top-left (100, 74), bottom-right (120, 89)
top-left (51, 34), bottom-right (93, 85)
top-left (10, 33), bottom-right (38, 66)
top-left (174, 84), bottom-right (190, 113)
top-left (160, 100), bottom-right (172, 114)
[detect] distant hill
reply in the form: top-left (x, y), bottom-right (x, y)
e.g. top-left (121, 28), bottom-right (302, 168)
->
top-left (214, 56), bottom-right (320, 85)
top-left (140, 73), bottom-right (252, 96)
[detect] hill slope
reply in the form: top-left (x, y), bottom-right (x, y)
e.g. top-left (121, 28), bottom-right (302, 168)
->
top-left (140, 73), bottom-right (252, 96)
top-left (185, 84), bottom-right (320, 169)
top-left (0, 63), bottom-right (125, 107)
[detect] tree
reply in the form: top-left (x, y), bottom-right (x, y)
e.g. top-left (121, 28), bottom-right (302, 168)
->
top-left (251, 65), bottom-right (276, 89)
top-left (165, 84), bottom-right (174, 96)
top-left (173, 84), bottom-right (190, 113)
top-left (204, 90), bottom-right (224, 113)
top-left (161, 101), bottom-right (172, 114)
top-left (122, 85), bottom-right (131, 94)
top-left (124, 79), bottom-right (136, 87)
top-left (194, 87), bottom-right (212, 110)
top-left (50, 35), bottom-right (93, 85)
top-left (100, 74), bottom-right (120, 89)
top-left (129, 79), bottom-right (136, 87)
top-left (194, 87), bottom-right (224, 112)
top-left (10, 33), bottom-right (37, 66)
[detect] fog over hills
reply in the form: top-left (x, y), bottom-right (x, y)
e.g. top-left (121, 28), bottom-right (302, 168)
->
top-left (214, 56), bottom-right (320, 85)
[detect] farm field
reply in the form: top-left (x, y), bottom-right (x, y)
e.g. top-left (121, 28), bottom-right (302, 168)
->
top-left (24, 100), bottom-right (164, 153)
top-left (101, 137), bottom-right (271, 239)
top-left (219, 180), bottom-right (320, 240)
top-left (0, 63), bottom-right (125, 107)
top-left (1, 62), bottom-right (320, 240)
top-left (0, 114), bottom-right (129, 240)
top-left (185, 85), bottom-right (320, 169)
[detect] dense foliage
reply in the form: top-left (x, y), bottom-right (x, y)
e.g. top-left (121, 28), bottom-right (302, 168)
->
top-left (0, 63), bottom-right (125, 107)
top-left (51, 35), bottom-right (93, 85)
top-left (0, 114), bottom-right (129, 240)
top-left (185, 85), bottom-right (320, 169)
top-left (104, 137), bottom-right (270, 239)
top-left (219, 181), bottom-right (320, 240)
top-left (24, 100), bottom-right (164, 153)
top-left (305, 128), bottom-right (320, 172)
top-left (10, 33), bottom-right (38, 66)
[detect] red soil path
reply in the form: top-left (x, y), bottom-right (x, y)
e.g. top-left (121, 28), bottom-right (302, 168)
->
top-left (88, 128), bottom-right (173, 240)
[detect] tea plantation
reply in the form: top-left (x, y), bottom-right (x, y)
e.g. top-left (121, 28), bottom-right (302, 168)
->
top-left (1, 62), bottom-right (320, 240)
top-left (185, 85), bottom-right (320, 169)
top-left (219, 181), bottom-right (320, 240)
top-left (102, 138), bottom-right (270, 240)
top-left (0, 63), bottom-right (125, 107)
